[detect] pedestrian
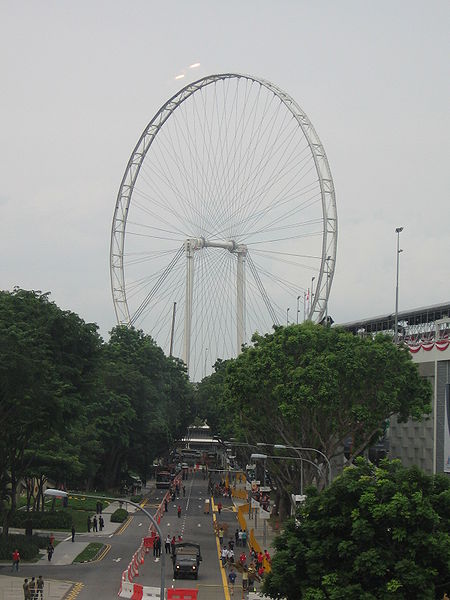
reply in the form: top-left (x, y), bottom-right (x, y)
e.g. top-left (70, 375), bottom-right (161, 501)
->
top-left (228, 568), bottom-right (237, 595)
top-left (239, 551), bottom-right (247, 566)
top-left (29, 577), bottom-right (36, 600)
top-left (228, 547), bottom-right (235, 565)
top-left (177, 505), bottom-right (181, 518)
top-left (71, 525), bottom-right (76, 542)
top-left (164, 498), bottom-right (168, 512)
top-left (264, 549), bottom-right (271, 564)
top-left (92, 515), bottom-right (98, 532)
top-left (153, 535), bottom-right (159, 557)
top-left (238, 528), bottom-right (243, 546)
top-left (221, 546), bottom-right (228, 568)
top-left (47, 543), bottom-right (54, 562)
top-left (36, 576), bottom-right (44, 599)
top-left (234, 528), bottom-right (239, 546)
top-left (218, 526), bottom-right (224, 546)
top-left (182, 485), bottom-right (185, 497)
top-left (171, 535), bottom-right (176, 555)
top-left (23, 578), bottom-right (30, 600)
top-left (99, 515), bottom-right (104, 531)
top-left (165, 534), bottom-right (171, 554)
top-left (241, 529), bottom-right (247, 548)
top-left (242, 566), bottom-right (248, 592)
top-left (49, 533), bottom-right (55, 547)
top-left (217, 501), bottom-right (222, 515)
top-left (155, 535), bottom-right (161, 557)
top-left (12, 548), bottom-right (20, 571)
top-left (87, 516), bottom-right (91, 532)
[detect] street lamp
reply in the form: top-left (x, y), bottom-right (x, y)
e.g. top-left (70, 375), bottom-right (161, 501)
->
top-left (250, 453), bottom-right (323, 496)
top-left (394, 227), bottom-right (404, 344)
top-left (271, 444), bottom-right (332, 486)
top-left (296, 295), bottom-right (301, 324)
top-left (286, 307), bottom-right (290, 326)
top-left (44, 489), bottom-right (166, 599)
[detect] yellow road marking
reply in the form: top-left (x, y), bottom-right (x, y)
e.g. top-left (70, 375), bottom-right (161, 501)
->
top-left (115, 515), bottom-right (133, 535)
top-left (211, 497), bottom-right (216, 512)
top-left (93, 543), bottom-right (111, 562)
top-left (65, 582), bottom-right (84, 599)
top-left (213, 510), bottom-right (231, 600)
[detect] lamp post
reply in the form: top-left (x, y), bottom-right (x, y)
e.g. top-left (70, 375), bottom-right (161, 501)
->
top-left (296, 295), bottom-right (301, 324)
top-left (311, 276), bottom-right (315, 307)
top-left (394, 227), bottom-right (404, 344)
top-left (44, 489), bottom-right (166, 598)
top-left (325, 256), bottom-right (331, 325)
top-left (286, 307), bottom-right (290, 326)
top-left (271, 444), bottom-right (332, 486)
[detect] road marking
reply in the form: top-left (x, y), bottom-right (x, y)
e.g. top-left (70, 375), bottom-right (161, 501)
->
top-left (213, 512), bottom-right (231, 600)
top-left (65, 582), bottom-right (84, 599)
top-left (109, 534), bottom-right (113, 538)
top-left (197, 523), bottom-right (201, 527)
top-left (138, 522), bottom-right (143, 527)
top-left (113, 557), bottom-right (122, 562)
top-left (116, 516), bottom-right (133, 535)
top-left (93, 544), bottom-right (111, 562)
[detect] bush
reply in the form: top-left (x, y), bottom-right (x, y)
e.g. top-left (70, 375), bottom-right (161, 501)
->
top-left (7, 510), bottom-right (72, 530)
top-left (130, 495), bottom-right (143, 504)
top-left (0, 534), bottom-right (45, 560)
top-left (110, 508), bottom-right (128, 523)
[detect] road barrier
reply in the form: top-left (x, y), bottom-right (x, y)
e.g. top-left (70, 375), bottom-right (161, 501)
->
top-left (167, 589), bottom-right (198, 600)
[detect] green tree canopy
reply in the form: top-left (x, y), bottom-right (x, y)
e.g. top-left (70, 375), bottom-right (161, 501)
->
top-left (263, 458), bottom-right (450, 599)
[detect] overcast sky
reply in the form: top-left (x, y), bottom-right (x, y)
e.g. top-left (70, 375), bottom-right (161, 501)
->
top-left (2, 0), bottom-right (449, 344)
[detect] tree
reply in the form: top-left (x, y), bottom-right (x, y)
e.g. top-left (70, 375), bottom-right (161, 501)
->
top-left (263, 458), bottom-right (450, 599)
top-left (219, 322), bottom-right (431, 512)
top-left (0, 289), bottom-right (102, 530)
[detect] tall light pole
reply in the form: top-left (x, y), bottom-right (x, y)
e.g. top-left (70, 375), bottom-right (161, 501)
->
top-left (325, 256), bottom-right (331, 325)
top-left (311, 276), bottom-right (315, 310)
top-left (286, 307), bottom-right (290, 326)
top-left (296, 295), bottom-right (301, 324)
top-left (44, 489), bottom-right (166, 599)
top-left (394, 227), bottom-right (403, 344)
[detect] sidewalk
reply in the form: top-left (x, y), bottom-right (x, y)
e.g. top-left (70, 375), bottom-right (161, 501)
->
top-left (0, 493), bottom-right (150, 599)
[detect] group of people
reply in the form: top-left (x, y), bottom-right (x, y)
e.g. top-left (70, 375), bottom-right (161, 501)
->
top-left (87, 514), bottom-right (104, 532)
top-left (22, 576), bottom-right (44, 599)
top-left (164, 534), bottom-right (183, 555)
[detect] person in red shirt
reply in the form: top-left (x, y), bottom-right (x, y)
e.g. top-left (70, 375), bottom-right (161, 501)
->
top-left (256, 551), bottom-right (264, 568)
top-left (177, 505), bottom-right (181, 518)
top-left (239, 551), bottom-right (247, 566)
top-left (264, 549), bottom-right (271, 563)
top-left (11, 549), bottom-right (20, 571)
top-left (217, 501), bottom-right (222, 514)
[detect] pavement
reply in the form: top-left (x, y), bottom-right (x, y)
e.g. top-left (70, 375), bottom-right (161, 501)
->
top-left (0, 499), bottom-right (140, 599)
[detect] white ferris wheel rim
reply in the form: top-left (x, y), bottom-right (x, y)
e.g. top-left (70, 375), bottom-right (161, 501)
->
top-left (110, 73), bottom-right (337, 372)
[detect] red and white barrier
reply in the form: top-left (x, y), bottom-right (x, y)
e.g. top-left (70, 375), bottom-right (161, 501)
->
top-left (167, 589), bottom-right (198, 600)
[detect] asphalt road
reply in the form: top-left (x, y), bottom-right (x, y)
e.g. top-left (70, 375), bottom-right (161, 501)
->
top-left (0, 471), bottom-right (234, 600)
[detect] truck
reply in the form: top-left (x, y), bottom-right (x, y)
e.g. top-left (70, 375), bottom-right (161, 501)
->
top-left (172, 543), bottom-right (202, 579)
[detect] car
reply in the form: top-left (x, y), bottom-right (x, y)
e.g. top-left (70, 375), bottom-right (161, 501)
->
top-left (172, 542), bottom-right (202, 579)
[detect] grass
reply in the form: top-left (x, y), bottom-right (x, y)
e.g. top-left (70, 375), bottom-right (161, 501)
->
top-left (73, 542), bottom-right (104, 563)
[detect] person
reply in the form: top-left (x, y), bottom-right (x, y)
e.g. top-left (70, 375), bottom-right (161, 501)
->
top-left (248, 562), bottom-right (256, 591)
top-left (49, 533), bottom-right (55, 547)
top-left (155, 535), bottom-right (161, 557)
top-left (99, 515), bottom-right (104, 531)
top-left (12, 548), bottom-right (20, 571)
top-left (23, 578), bottom-right (30, 600)
top-left (242, 566), bottom-right (248, 592)
top-left (221, 546), bottom-right (228, 568)
top-left (29, 577), bottom-right (36, 600)
top-left (87, 516), bottom-right (91, 532)
top-left (256, 551), bottom-right (264, 568)
top-left (264, 549), bottom-right (271, 563)
top-left (238, 528), bottom-right (243, 547)
top-left (182, 485), bottom-right (185, 497)
top-left (165, 534), bottom-right (171, 554)
top-left (217, 500), bottom-right (222, 515)
top-left (71, 525), bottom-right (76, 542)
top-left (218, 527), bottom-right (224, 546)
top-left (239, 551), bottom-right (247, 566)
top-left (177, 505), bottom-right (181, 518)
top-left (92, 515), bottom-right (98, 532)
top-left (241, 529), bottom-right (247, 547)
top-left (258, 564), bottom-right (265, 579)
top-left (228, 547), bottom-right (235, 565)
top-left (153, 535), bottom-right (159, 557)
top-left (36, 575), bottom-right (44, 599)
top-left (228, 568), bottom-right (237, 596)
top-left (234, 528), bottom-right (239, 546)
top-left (171, 535), bottom-right (176, 555)
top-left (164, 498), bottom-right (168, 512)
top-left (47, 543), bottom-right (54, 562)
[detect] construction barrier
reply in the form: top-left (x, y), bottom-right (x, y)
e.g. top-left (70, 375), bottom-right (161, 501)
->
top-left (167, 589), bottom-right (198, 600)
top-left (144, 536), bottom-right (155, 551)
top-left (237, 503), bottom-right (249, 530)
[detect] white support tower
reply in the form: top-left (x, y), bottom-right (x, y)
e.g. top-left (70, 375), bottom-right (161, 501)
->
top-left (182, 237), bottom-right (247, 373)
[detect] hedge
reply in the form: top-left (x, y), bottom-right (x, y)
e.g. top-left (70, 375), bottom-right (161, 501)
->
top-left (7, 510), bottom-right (72, 529)
top-left (0, 533), bottom-right (49, 560)
top-left (110, 508), bottom-right (128, 523)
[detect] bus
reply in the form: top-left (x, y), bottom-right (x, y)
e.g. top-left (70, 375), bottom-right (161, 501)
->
top-left (156, 471), bottom-right (172, 489)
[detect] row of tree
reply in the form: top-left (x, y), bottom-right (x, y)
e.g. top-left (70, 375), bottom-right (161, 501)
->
top-left (0, 288), bottom-right (194, 528)
top-left (196, 322), bottom-right (432, 516)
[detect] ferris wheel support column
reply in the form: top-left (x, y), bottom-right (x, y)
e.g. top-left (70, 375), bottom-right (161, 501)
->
top-left (183, 239), bottom-right (195, 372)
top-left (236, 245), bottom-right (247, 354)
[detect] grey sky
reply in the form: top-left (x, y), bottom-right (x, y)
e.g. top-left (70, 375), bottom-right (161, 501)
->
top-left (2, 0), bottom-right (449, 345)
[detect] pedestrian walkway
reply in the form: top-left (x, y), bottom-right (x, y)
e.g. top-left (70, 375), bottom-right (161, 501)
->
top-left (0, 574), bottom-right (73, 600)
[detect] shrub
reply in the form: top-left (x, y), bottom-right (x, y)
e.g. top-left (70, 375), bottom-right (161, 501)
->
top-left (7, 510), bottom-right (72, 529)
top-left (110, 508), bottom-right (128, 523)
top-left (0, 533), bottom-right (45, 560)
top-left (130, 495), bottom-right (143, 504)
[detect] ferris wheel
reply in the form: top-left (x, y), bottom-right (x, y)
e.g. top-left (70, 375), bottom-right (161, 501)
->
top-left (110, 73), bottom-right (337, 381)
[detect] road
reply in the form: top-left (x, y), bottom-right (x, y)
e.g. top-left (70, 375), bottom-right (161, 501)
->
top-left (0, 470), bottom-right (237, 600)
